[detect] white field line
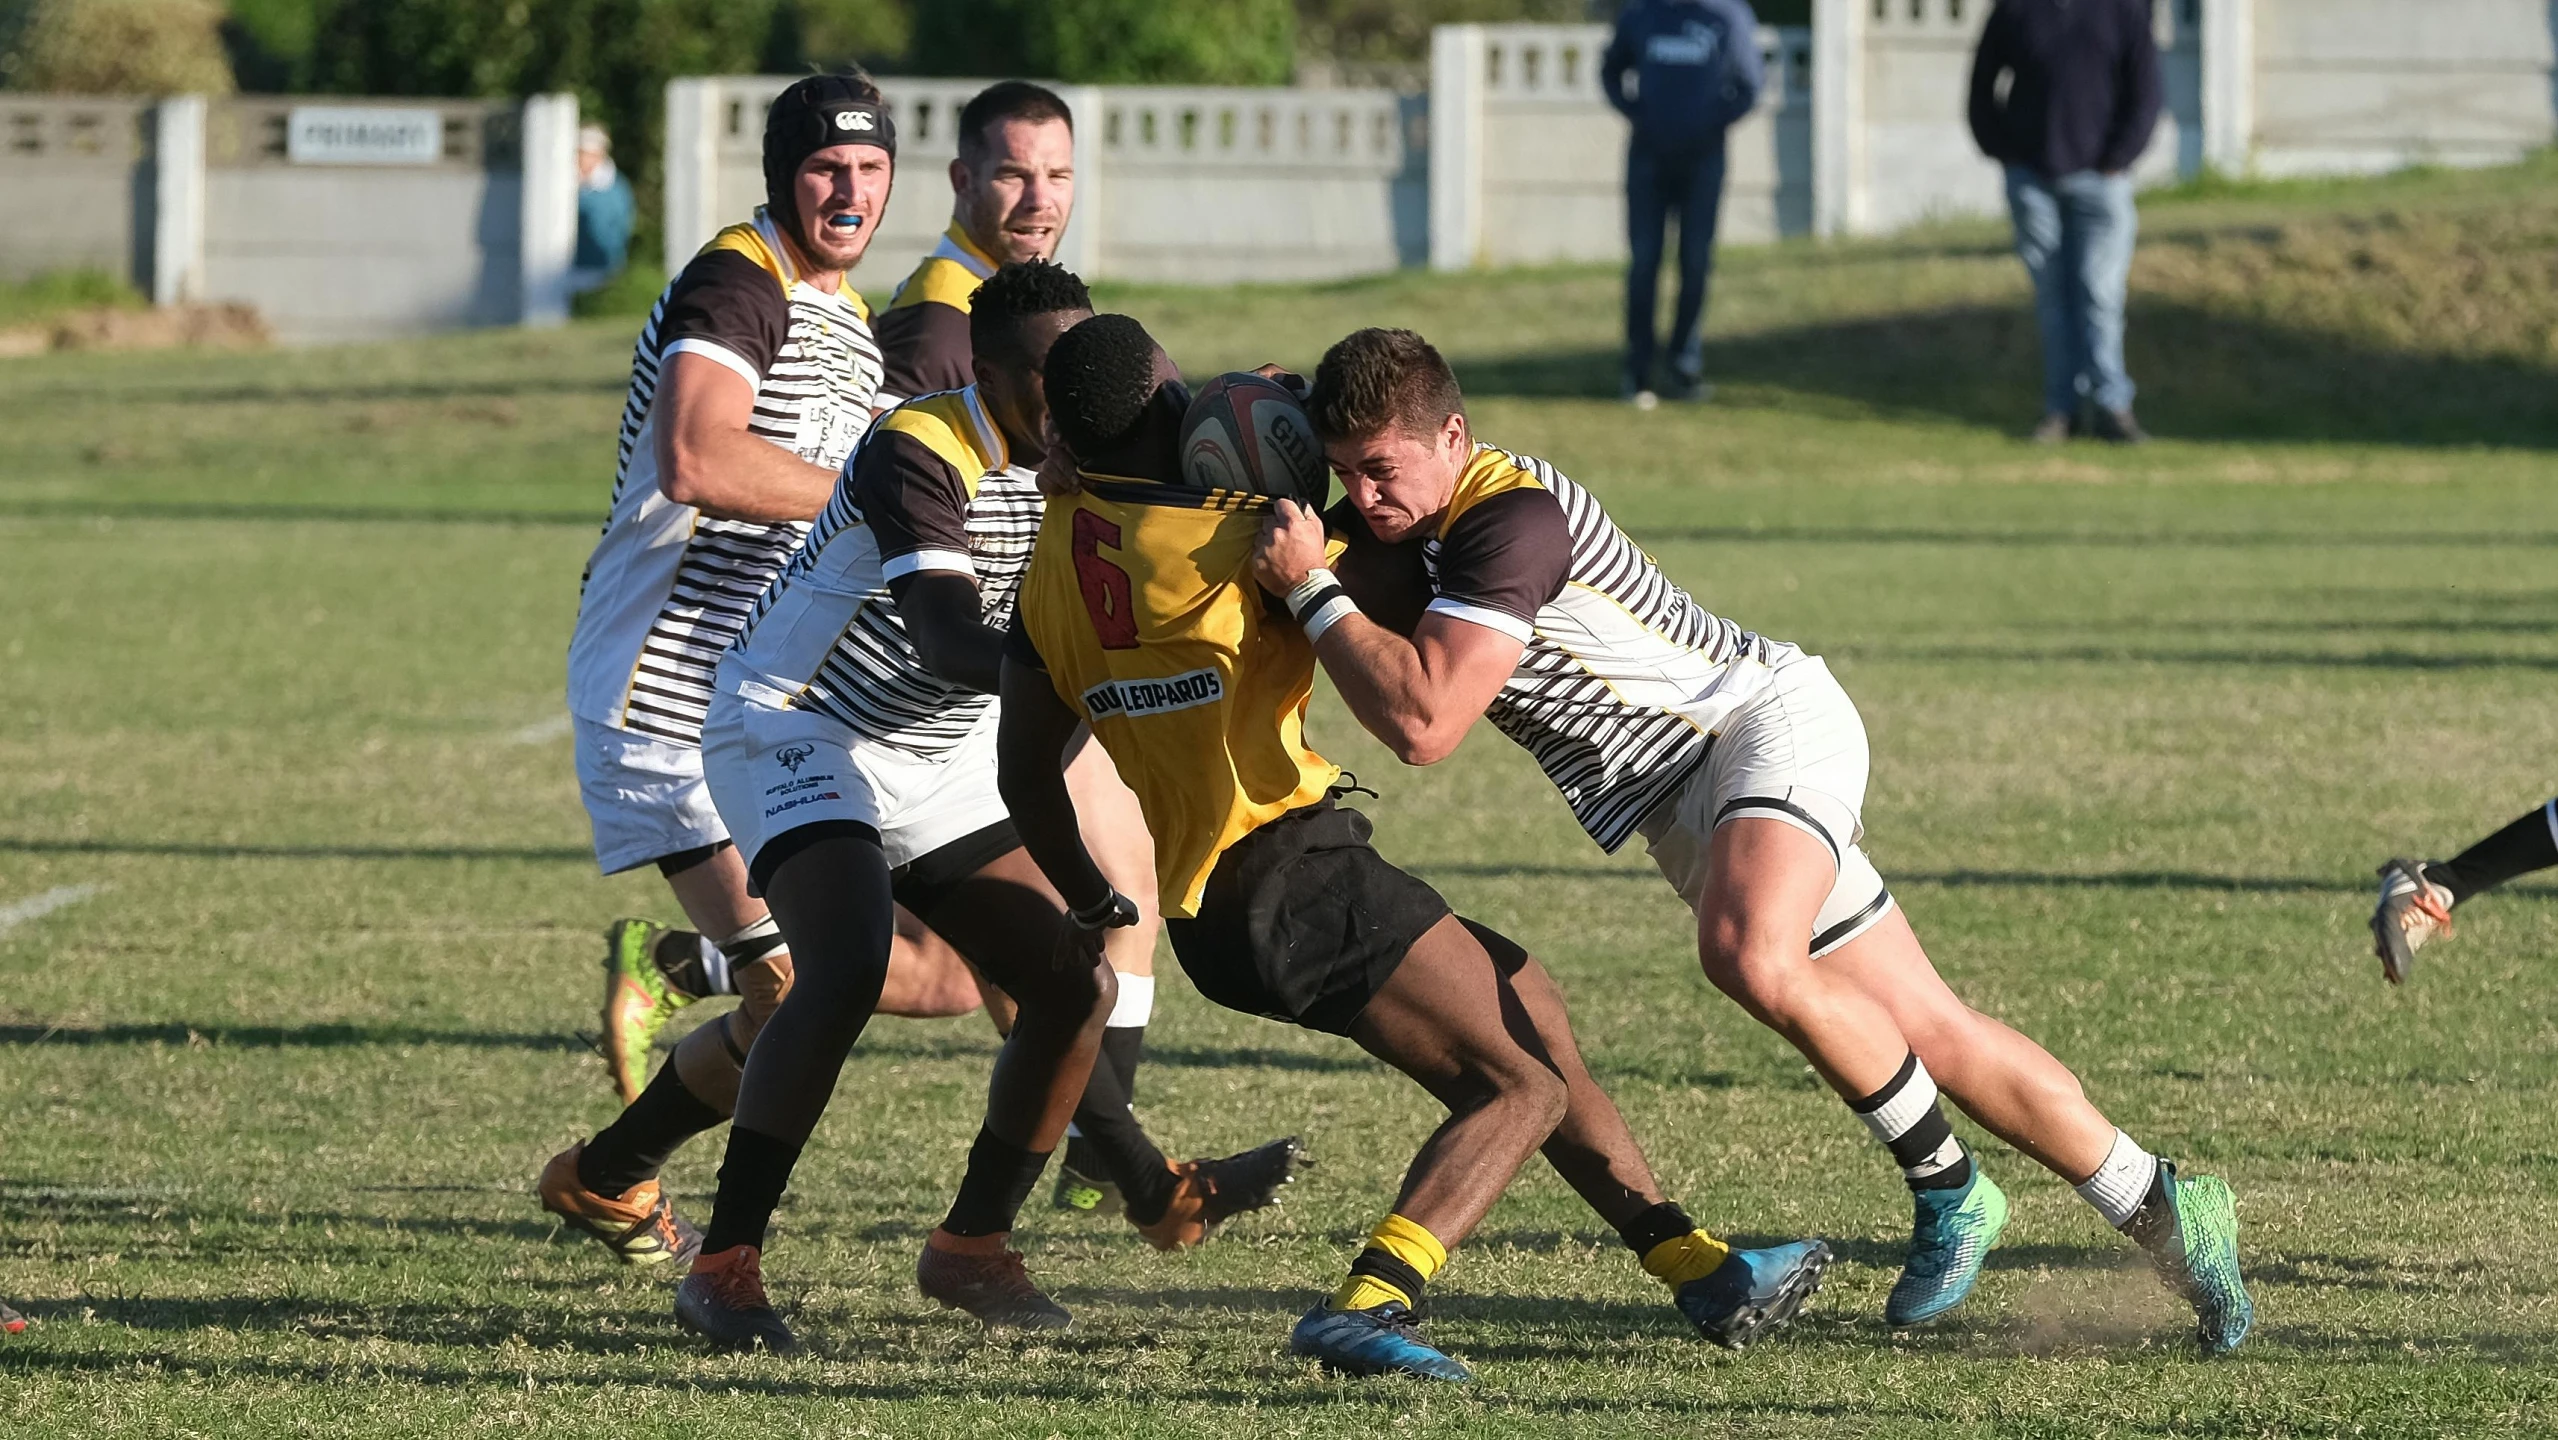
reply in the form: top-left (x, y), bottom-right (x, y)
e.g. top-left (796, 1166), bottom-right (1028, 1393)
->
top-left (508, 715), bottom-right (573, 746)
top-left (0, 883), bottom-right (104, 937)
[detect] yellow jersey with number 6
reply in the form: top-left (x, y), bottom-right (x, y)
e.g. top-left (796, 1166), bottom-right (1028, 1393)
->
top-left (1014, 475), bottom-right (1340, 918)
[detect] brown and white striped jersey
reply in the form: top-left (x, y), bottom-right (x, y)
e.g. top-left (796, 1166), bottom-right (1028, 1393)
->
top-left (1331, 444), bottom-right (1795, 852)
top-left (567, 212), bottom-right (884, 746)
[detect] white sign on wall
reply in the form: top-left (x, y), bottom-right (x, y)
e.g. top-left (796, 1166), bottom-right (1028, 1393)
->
top-left (287, 107), bottom-right (445, 165)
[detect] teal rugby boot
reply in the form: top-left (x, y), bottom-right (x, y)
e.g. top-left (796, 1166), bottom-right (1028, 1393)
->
top-left (1886, 1169), bottom-right (2010, 1326)
top-left (1675, 1239), bottom-right (1833, 1349)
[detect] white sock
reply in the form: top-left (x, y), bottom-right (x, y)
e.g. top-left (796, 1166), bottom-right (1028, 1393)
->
top-left (2074, 1130), bottom-right (2158, 1229)
top-left (1107, 972), bottom-right (1156, 1029)
top-left (1850, 1054), bottom-right (1969, 1182)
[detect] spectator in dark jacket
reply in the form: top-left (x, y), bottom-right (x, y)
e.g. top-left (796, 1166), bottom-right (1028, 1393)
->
top-left (1604, 0), bottom-right (1765, 407)
top-left (1969, 0), bottom-right (2162, 443)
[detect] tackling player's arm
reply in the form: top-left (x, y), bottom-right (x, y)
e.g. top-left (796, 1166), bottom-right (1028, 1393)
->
top-left (650, 251), bottom-right (841, 523)
top-left (861, 429), bottom-right (1006, 691)
top-left (1250, 494), bottom-right (1553, 767)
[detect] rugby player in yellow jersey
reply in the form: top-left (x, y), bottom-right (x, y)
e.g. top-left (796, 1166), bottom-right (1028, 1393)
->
top-left (1252, 327), bottom-right (2252, 1356)
top-left (870, 84), bottom-right (1185, 1219)
top-left (996, 313), bottom-right (1832, 1382)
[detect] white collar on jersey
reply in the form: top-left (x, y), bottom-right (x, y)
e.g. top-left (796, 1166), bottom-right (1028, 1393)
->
top-left (959, 384), bottom-right (1013, 472)
top-left (930, 227), bottom-right (998, 281)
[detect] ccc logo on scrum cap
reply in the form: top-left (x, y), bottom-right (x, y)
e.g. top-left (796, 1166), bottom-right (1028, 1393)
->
top-left (834, 110), bottom-right (874, 132)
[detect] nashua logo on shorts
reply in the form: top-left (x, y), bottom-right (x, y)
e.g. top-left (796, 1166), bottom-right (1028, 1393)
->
top-left (1082, 667), bottom-right (1224, 720)
top-left (775, 742), bottom-right (815, 773)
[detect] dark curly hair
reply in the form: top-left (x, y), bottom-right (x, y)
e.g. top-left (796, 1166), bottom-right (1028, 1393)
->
top-left (1043, 313), bottom-right (1161, 457)
top-left (970, 260), bottom-right (1092, 369)
top-left (1307, 327), bottom-right (1466, 443)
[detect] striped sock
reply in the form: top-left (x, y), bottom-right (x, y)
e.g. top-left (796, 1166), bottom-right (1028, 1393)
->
top-left (1849, 1053), bottom-right (1973, 1192)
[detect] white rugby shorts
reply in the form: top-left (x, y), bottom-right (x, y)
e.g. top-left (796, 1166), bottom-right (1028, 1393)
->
top-left (700, 692), bottom-right (1009, 882)
top-left (573, 716), bottom-right (731, 875)
top-left (1636, 654), bottom-right (1897, 958)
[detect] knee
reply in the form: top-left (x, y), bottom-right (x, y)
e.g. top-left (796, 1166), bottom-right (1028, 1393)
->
top-left (1479, 1058), bottom-right (1568, 1137)
top-left (1697, 924), bottom-right (1813, 1024)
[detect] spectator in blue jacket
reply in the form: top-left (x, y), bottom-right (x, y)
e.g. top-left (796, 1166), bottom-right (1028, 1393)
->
top-left (1603, 0), bottom-right (1764, 407)
top-left (571, 124), bottom-right (637, 294)
top-left (1969, 0), bottom-right (2161, 443)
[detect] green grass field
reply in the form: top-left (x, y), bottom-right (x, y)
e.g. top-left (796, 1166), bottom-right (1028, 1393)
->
top-left (4, 159), bottom-right (2556, 1437)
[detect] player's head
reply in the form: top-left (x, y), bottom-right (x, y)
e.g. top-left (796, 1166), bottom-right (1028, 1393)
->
top-left (1044, 312), bottom-right (1184, 480)
top-left (970, 259), bottom-right (1094, 450)
top-left (762, 72), bottom-right (897, 276)
top-left (1307, 327), bottom-right (1471, 543)
top-left (952, 81), bottom-right (1075, 267)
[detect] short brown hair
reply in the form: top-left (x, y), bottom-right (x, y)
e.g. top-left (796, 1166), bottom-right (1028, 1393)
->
top-left (1308, 328), bottom-right (1465, 444)
top-left (959, 81), bottom-right (1073, 163)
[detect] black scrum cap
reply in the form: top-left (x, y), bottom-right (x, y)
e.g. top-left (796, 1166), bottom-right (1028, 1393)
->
top-left (763, 74), bottom-right (896, 236)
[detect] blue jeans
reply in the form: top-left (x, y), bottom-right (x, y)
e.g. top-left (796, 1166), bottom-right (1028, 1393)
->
top-left (1626, 139), bottom-right (1728, 390)
top-left (2003, 166), bottom-right (2137, 416)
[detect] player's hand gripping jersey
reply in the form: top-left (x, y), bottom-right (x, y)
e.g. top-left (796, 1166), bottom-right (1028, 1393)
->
top-left (1012, 471), bottom-right (1339, 918)
top-left (568, 213), bottom-right (884, 745)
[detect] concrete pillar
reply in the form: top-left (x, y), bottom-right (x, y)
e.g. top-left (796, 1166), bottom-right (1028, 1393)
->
top-left (662, 77), bottom-right (722, 267)
top-left (1811, 0), bottom-right (1865, 238)
top-left (150, 95), bottom-right (206, 305)
top-left (518, 93), bottom-right (579, 327)
top-left (1428, 25), bottom-right (1487, 271)
top-left (2201, 0), bottom-right (2255, 174)
top-left (1056, 84), bottom-right (1106, 281)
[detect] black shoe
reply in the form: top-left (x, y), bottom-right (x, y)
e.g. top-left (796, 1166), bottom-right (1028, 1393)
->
top-left (1665, 371), bottom-right (1713, 403)
top-left (1133, 1135), bottom-right (1307, 1250)
top-left (674, 1246), bottom-right (797, 1353)
top-left (2091, 407), bottom-right (2149, 445)
top-left (916, 1240), bottom-right (1072, 1329)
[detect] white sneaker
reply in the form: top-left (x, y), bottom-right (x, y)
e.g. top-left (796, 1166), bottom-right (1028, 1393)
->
top-left (2370, 857), bottom-right (2454, 985)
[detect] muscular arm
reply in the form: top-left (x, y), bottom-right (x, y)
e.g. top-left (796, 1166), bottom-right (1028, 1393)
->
top-left (886, 572), bottom-right (1004, 693)
top-left (652, 352), bottom-right (841, 523)
top-left (1310, 610), bottom-right (1525, 767)
top-left (995, 654), bottom-right (1114, 913)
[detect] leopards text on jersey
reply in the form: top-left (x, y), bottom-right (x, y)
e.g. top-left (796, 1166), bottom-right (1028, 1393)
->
top-left (1330, 444), bottom-right (1791, 852)
top-left (1010, 462), bottom-right (1340, 920)
top-left (567, 212), bottom-right (883, 746)
top-left (718, 386), bottom-right (1042, 758)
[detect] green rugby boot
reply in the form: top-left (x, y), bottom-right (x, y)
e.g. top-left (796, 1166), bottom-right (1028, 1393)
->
top-left (600, 919), bottom-right (695, 1106)
top-left (1886, 1168), bottom-right (2009, 1326)
top-left (2125, 1161), bottom-right (2253, 1357)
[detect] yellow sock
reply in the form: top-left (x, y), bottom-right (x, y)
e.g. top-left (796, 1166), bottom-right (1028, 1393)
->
top-left (1329, 1213), bottom-right (1448, 1312)
top-left (1641, 1229), bottom-right (1732, 1288)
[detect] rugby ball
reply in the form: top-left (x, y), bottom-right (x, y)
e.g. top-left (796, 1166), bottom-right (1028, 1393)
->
top-left (1179, 373), bottom-right (1328, 503)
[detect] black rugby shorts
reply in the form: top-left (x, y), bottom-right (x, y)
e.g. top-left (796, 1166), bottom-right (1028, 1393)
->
top-left (1165, 799), bottom-right (1451, 1035)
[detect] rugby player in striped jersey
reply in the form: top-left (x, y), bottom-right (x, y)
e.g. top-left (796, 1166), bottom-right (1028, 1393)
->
top-left (1252, 328), bottom-right (2253, 1357)
top-left (870, 83), bottom-right (1191, 1220)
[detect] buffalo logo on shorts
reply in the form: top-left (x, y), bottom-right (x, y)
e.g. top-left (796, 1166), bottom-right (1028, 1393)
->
top-left (775, 743), bottom-right (816, 774)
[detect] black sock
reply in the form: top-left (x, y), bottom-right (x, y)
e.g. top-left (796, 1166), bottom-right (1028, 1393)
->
top-left (1614, 1200), bottom-right (1697, 1257)
top-left (579, 1062), bottom-right (726, 1196)
top-left (941, 1127), bottom-right (1051, 1237)
top-left (653, 929), bottom-right (714, 998)
top-left (1071, 1055), bottom-right (1178, 1223)
top-left (2427, 800), bottom-right (2558, 905)
top-left (1100, 1024), bottom-right (1144, 1106)
top-left (700, 1126), bottom-right (803, 1255)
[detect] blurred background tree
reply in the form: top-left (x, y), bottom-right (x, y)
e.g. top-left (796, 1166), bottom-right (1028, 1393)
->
top-left (1, 0), bottom-right (236, 93)
top-left (909, 0), bottom-right (1294, 85)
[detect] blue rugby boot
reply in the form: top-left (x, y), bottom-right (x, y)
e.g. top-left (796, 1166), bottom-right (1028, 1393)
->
top-left (1886, 1169), bottom-right (2010, 1326)
top-left (1674, 1240), bottom-right (1833, 1349)
top-left (1290, 1300), bottom-right (1472, 1381)
top-left (2124, 1161), bottom-right (2253, 1357)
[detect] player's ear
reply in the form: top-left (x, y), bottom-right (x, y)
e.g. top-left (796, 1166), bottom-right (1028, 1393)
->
top-left (948, 155), bottom-right (969, 196)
